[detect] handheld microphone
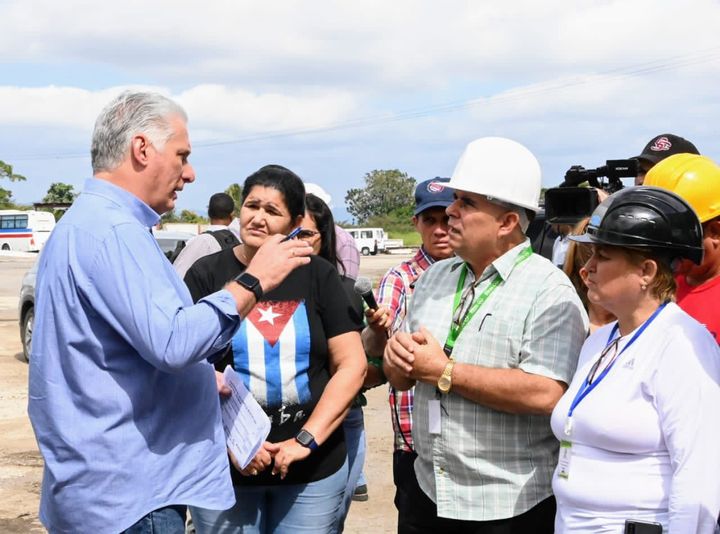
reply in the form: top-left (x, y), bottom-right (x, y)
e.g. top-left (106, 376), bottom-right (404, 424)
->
top-left (354, 277), bottom-right (379, 310)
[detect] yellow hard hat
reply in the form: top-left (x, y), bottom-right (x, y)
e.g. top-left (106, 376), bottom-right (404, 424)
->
top-left (644, 153), bottom-right (720, 223)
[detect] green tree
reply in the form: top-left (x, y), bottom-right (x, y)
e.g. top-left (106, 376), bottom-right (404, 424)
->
top-left (179, 209), bottom-right (205, 223)
top-left (345, 169), bottom-right (416, 224)
top-left (0, 160), bottom-right (26, 209)
top-left (161, 209), bottom-right (180, 223)
top-left (43, 182), bottom-right (77, 204)
top-left (0, 187), bottom-right (13, 209)
top-left (225, 183), bottom-right (243, 212)
top-left (0, 160), bottom-right (26, 183)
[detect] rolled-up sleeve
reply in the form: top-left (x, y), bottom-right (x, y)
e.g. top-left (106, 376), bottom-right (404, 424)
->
top-left (82, 223), bottom-right (240, 372)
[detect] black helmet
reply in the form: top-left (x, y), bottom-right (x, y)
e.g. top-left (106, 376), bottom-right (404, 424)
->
top-left (570, 186), bottom-right (704, 265)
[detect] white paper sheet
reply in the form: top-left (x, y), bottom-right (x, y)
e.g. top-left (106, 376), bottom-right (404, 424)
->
top-left (220, 365), bottom-right (272, 470)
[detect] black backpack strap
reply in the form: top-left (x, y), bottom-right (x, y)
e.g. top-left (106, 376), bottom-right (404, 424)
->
top-left (168, 240), bottom-right (187, 263)
top-left (204, 228), bottom-right (240, 249)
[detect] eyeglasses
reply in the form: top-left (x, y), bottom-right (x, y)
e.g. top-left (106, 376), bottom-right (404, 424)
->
top-left (587, 336), bottom-right (623, 384)
top-left (296, 229), bottom-right (319, 239)
top-left (452, 281), bottom-right (478, 329)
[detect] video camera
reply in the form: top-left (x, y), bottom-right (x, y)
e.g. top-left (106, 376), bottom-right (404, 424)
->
top-left (544, 159), bottom-right (638, 225)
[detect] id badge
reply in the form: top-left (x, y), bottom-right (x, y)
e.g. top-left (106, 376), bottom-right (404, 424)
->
top-left (428, 400), bottom-right (441, 435)
top-left (557, 440), bottom-right (572, 479)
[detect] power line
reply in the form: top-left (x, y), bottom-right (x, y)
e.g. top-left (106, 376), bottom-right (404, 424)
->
top-left (8, 47), bottom-right (720, 162)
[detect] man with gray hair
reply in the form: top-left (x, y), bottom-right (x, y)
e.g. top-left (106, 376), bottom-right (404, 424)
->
top-left (384, 137), bottom-right (587, 533)
top-left (28, 91), bottom-right (312, 533)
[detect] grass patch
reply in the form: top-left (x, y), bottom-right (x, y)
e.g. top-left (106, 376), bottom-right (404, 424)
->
top-left (387, 230), bottom-right (421, 247)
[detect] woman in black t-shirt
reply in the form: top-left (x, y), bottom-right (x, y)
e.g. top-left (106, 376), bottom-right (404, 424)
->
top-left (301, 193), bottom-right (368, 531)
top-left (185, 165), bottom-right (366, 534)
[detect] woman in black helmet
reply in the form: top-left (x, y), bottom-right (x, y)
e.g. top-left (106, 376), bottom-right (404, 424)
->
top-left (550, 186), bottom-right (720, 533)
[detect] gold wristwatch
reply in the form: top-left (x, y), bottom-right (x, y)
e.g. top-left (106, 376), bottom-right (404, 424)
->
top-left (437, 358), bottom-right (456, 394)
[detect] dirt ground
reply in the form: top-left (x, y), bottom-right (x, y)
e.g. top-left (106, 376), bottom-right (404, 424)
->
top-left (0, 253), bottom-right (410, 533)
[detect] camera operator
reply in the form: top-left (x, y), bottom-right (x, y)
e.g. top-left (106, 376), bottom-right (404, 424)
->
top-left (632, 133), bottom-right (699, 185)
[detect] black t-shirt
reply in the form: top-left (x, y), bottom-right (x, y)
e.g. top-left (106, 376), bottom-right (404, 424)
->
top-left (184, 249), bottom-right (363, 485)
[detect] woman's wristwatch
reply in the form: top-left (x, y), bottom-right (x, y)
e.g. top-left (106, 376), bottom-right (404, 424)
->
top-left (233, 272), bottom-right (263, 301)
top-left (295, 429), bottom-right (319, 451)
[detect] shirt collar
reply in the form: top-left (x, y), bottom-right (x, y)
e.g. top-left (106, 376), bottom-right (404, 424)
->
top-left (450, 238), bottom-right (533, 282)
top-left (83, 178), bottom-right (160, 228)
top-left (415, 246), bottom-right (435, 270)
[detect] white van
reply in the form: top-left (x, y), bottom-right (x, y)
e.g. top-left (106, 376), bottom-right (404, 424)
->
top-left (345, 227), bottom-right (386, 256)
top-left (0, 210), bottom-right (56, 252)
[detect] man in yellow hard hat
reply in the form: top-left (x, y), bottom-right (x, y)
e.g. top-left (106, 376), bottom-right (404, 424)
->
top-left (644, 153), bottom-right (720, 343)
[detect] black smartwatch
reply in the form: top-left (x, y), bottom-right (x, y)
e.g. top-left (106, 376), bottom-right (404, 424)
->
top-left (295, 429), bottom-right (319, 451)
top-left (233, 272), bottom-right (263, 302)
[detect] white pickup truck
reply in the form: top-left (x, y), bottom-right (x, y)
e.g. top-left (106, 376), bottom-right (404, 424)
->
top-left (344, 227), bottom-right (386, 256)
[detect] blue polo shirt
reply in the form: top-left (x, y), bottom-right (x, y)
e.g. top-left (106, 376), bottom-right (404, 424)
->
top-left (29, 178), bottom-right (237, 533)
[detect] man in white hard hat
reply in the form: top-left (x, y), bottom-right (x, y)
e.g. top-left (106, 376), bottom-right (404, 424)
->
top-left (384, 137), bottom-right (587, 533)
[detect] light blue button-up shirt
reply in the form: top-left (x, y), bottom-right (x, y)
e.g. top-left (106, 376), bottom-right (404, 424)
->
top-left (28, 178), bottom-right (238, 533)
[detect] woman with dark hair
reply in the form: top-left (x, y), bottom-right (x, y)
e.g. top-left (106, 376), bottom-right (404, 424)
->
top-left (184, 165), bottom-right (366, 534)
top-left (562, 217), bottom-right (615, 334)
top-left (551, 187), bottom-right (720, 532)
top-left (301, 193), bottom-right (369, 531)
top-left (301, 193), bottom-right (342, 271)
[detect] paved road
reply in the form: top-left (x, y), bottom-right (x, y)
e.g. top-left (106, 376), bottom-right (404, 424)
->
top-left (0, 256), bottom-right (34, 322)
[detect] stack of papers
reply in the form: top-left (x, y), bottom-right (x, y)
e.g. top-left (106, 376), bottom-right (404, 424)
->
top-left (220, 365), bottom-right (272, 469)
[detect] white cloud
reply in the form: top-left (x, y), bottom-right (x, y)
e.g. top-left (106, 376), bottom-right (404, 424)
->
top-left (178, 85), bottom-right (359, 138)
top-left (1, 0), bottom-right (719, 90)
top-left (0, 86), bottom-right (119, 128)
top-left (0, 84), bottom-right (360, 137)
top-left (2, 0), bottom-right (720, 210)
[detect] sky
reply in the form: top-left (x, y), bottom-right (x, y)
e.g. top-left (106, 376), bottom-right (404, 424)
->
top-left (1, 0), bottom-right (719, 222)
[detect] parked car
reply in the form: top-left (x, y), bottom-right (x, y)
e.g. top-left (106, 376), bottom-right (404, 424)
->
top-left (18, 230), bottom-right (194, 361)
top-left (18, 259), bottom-right (38, 362)
top-left (153, 230), bottom-right (196, 260)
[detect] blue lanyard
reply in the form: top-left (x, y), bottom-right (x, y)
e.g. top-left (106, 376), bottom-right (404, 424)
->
top-left (567, 302), bottom-right (667, 420)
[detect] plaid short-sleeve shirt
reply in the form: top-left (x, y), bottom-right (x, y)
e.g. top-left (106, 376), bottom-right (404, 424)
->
top-left (376, 247), bottom-right (435, 451)
top-left (407, 240), bottom-right (588, 521)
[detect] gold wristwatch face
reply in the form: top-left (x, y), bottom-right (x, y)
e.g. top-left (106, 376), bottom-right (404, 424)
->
top-left (438, 374), bottom-right (452, 393)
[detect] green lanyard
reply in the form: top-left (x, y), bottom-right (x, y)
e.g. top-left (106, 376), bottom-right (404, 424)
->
top-left (443, 246), bottom-right (533, 356)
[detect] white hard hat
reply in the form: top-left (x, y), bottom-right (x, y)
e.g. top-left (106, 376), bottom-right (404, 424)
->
top-left (448, 137), bottom-right (542, 212)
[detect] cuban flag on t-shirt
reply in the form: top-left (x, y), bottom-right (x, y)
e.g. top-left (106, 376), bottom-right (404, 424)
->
top-left (231, 300), bottom-right (312, 408)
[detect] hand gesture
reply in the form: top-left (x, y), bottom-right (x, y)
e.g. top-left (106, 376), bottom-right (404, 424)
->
top-left (365, 305), bottom-right (393, 334)
top-left (215, 370), bottom-right (231, 398)
top-left (230, 441), bottom-right (274, 477)
top-left (265, 439), bottom-right (311, 480)
top-left (246, 234), bottom-right (312, 294)
top-left (384, 331), bottom-right (418, 378)
top-left (407, 327), bottom-right (446, 383)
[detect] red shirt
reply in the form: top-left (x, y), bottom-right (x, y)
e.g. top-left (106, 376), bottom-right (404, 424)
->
top-left (676, 274), bottom-right (720, 344)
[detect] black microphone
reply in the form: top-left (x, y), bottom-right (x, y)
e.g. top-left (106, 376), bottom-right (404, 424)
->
top-left (354, 277), bottom-right (379, 310)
